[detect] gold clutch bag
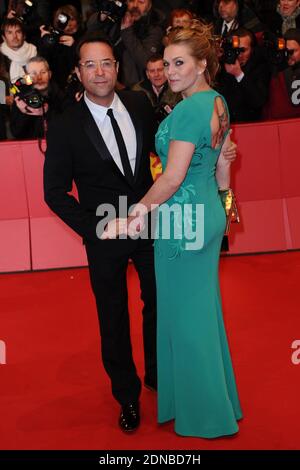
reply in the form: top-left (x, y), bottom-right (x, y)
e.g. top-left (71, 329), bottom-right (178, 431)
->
top-left (219, 188), bottom-right (240, 236)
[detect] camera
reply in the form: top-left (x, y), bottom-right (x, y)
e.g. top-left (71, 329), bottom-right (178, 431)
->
top-left (263, 32), bottom-right (289, 67)
top-left (66, 72), bottom-right (84, 97)
top-left (96, 0), bottom-right (127, 23)
top-left (155, 103), bottom-right (174, 124)
top-left (10, 75), bottom-right (45, 109)
top-left (42, 13), bottom-right (71, 47)
top-left (221, 35), bottom-right (245, 64)
top-left (12, 0), bottom-right (35, 24)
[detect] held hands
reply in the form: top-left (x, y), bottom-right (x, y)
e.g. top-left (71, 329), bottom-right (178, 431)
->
top-left (100, 218), bottom-right (128, 239)
top-left (100, 205), bottom-right (147, 240)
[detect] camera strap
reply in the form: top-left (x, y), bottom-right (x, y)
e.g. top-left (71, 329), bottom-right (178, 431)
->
top-left (38, 103), bottom-right (48, 155)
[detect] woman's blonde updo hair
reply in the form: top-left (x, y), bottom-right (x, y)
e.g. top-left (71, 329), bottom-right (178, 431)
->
top-left (166, 20), bottom-right (219, 86)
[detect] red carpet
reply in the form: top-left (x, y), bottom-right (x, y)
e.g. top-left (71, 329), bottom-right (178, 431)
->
top-left (0, 252), bottom-right (300, 450)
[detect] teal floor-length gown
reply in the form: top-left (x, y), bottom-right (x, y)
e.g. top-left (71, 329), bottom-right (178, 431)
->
top-left (154, 90), bottom-right (243, 438)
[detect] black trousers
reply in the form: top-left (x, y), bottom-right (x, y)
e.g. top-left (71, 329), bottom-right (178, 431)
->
top-left (86, 238), bottom-right (157, 406)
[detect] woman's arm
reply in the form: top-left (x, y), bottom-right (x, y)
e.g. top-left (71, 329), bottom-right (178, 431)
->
top-left (134, 140), bottom-right (195, 214)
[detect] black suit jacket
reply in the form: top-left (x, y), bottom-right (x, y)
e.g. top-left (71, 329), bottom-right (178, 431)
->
top-left (43, 90), bottom-right (156, 244)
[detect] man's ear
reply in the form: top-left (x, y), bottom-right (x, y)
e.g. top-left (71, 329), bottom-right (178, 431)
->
top-left (48, 70), bottom-right (52, 80)
top-left (75, 66), bottom-right (82, 82)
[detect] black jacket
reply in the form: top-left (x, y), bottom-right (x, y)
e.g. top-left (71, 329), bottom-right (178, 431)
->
top-left (117, 8), bottom-right (165, 87)
top-left (216, 48), bottom-right (271, 122)
top-left (10, 80), bottom-right (65, 139)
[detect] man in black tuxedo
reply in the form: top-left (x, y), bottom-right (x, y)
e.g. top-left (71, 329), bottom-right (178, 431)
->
top-left (43, 33), bottom-right (157, 432)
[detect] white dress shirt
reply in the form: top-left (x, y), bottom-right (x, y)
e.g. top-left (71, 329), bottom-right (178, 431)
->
top-left (84, 92), bottom-right (137, 175)
top-left (222, 19), bottom-right (235, 35)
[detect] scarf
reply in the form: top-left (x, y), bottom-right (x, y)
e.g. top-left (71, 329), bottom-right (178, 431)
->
top-left (277, 4), bottom-right (300, 35)
top-left (0, 41), bottom-right (37, 83)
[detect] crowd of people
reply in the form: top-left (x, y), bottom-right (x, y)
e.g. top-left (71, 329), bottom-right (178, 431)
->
top-left (0, 0), bottom-right (300, 142)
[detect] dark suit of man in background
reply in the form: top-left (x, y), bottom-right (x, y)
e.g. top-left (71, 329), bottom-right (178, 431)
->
top-left (43, 34), bottom-right (157, 433)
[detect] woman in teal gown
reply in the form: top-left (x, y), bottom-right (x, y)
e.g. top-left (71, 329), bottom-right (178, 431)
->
top-left (105, 21), bottom-right (242, 438)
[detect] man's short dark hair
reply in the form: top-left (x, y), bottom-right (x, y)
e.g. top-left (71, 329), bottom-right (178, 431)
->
top-left (1, 18), bottom-right (25, 36)
top-left (75, 32), bottom-right (114, 65)
top-left (284, 28), bottom-right (300, 46)
top-left (146, 53), bottom-right (163, 67)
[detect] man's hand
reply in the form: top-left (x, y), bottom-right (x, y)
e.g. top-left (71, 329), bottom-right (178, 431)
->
top-left (7, 9), bottom-right (16, 19)
top-left (100, 218), bottom-right (128, 239)
top-left (15, 97), bottom-right (48, 116)
top-left (40, 25), bottom-right (51, 38)
top-left (224, 60), bottom-right (243, 78)
top-left (121, 11), bottom-right (135, 30)
top-left (75, 91), bottom-right (83, 102)
top-left (59, 35), bottom-right (75, 47)
top-left (127, 214), bottom-right (145, 237)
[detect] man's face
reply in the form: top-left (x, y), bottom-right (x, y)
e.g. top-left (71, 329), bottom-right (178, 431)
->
top-left (218, 0), bottom-right (238, 22)
top-left (146, 59), bottom-right (166, 88)
top-left (127, 0), bottom-right (151, 21)
top-left (286, 39), bottom-right (300, 66)
top-left (172, 14), bottom-right (192, 28)
top-left (237, 36), bottom-right (252, 67)
top-left (279, 0), bottom-right (300, 17)
top-left (2, 25), bottom-right (25, 50)
top-left (76, 42), bottom-right (118, 107)
top-left (27, 61), bottom-right (51, 92)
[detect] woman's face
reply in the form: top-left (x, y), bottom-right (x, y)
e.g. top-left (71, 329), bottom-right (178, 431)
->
top-left (163, 43), bottom-right (206, 97)
top-left (172, 14), bottom-right (192, 28)
top-left (64, 17), bottom-right (79, 35)
top-left (279, 0), bottom-right (300, 17)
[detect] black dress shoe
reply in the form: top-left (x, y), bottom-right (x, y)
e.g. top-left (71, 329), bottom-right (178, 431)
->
top-left (119, 402), bottom-right (140, 432)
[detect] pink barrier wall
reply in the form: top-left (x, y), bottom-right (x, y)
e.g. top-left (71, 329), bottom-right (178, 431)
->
top-left (228, 118), bottom-right (300, 254)
top-left (0, 118), bottom-right (300, 272)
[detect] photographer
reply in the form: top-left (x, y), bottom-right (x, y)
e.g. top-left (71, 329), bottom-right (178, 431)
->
top-left (263, 28), bottom-right (300, 119)
top-left (131, 53), bottom-right (181, 127)
top-left (38, 4), bottom-right (84, 89)
top-left (213, 0), bottom-right (264, 38)
top-left (216, 27), bottom-right (271, 122)
top-left (265, 0), bottom-right (300, 37)
top-left (0, 17), bottom-right (36, 84)
top-left (87, 0), bottom-right (165, 87)
top-left (119, 0), bottom-right (165, 86)
top-left (10, 55), bottom-right (65, 139)
top-left (5, 0), bottom-right (46, 44)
